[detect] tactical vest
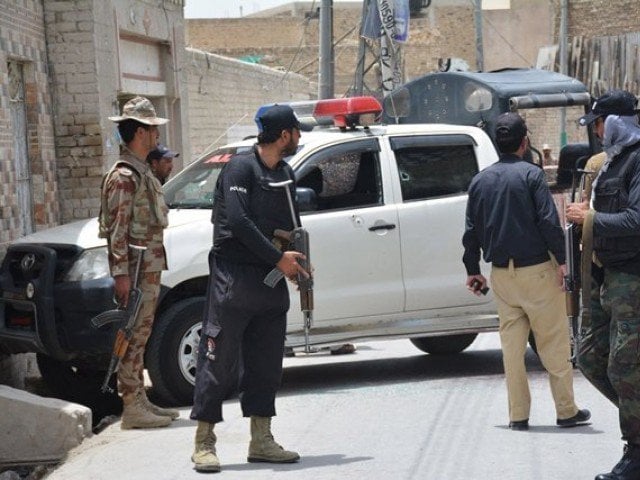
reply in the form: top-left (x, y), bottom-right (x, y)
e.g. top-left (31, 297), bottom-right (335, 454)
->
top-left (593, 145), bottom-right (640, 268)
top-left (98, 159), bottom-right (168, 241)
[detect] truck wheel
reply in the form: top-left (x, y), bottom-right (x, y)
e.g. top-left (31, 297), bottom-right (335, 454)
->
top-left (146, 297), bottom-right (205, 406)
top-left (35, 354), bottom-right (122, 426)
top-left (409, 333), bottom-right (478, 355)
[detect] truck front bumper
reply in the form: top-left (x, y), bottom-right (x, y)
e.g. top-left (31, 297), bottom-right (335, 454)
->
top-left (0, 244), bottom-right (116, 361)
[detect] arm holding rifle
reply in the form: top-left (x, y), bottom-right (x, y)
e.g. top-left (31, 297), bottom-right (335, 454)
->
top-left (92, 245), bottom-right (146, 393)
top-left (276, 250), bottom-right (308, 281)
top-left (263, 180), bottom-right (314, 352)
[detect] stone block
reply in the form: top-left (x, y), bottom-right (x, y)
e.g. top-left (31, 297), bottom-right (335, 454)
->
top-left (0, 386), bottom-right (91, 463)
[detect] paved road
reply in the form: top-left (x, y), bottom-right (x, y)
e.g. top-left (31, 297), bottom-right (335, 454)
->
top-left (46, 333), bottom-right (621, 480)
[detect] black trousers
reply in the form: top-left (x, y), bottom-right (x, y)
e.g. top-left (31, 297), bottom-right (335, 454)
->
top-left (190, 252), bottom-right (289, 424)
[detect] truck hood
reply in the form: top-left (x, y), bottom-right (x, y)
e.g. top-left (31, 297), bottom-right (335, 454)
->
top-left (13, 209), bottom-right (211, 250)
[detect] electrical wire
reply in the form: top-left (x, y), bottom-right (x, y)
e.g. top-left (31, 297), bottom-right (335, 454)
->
top-left (468, 0), bottom-right (531, 66)
top-left (269, 1), bottom-right (318, 91)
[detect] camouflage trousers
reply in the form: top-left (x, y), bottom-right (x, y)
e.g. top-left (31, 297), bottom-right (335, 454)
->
top-left (117, 270), bottom-right (161, 405)
top-left (578, 269), bottom-right (640, 445)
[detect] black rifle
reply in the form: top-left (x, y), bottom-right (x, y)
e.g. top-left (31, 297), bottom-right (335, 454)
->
top-left (91, 245), bottom-right (146, 393)
top-left (263, 180), bottom-right (314, 353)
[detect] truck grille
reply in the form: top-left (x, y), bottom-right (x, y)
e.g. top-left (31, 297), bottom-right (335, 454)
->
top-left (3, 244), bottom-right (82, 287)
top-left (6, 251), bottom-right (46, 288)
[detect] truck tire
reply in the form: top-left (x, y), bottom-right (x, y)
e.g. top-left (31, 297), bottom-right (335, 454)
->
top-left (36, 354), bottom-right (122, 426)
top-left (146, 297), bottom-right (205, 406)
top-left (409, 333), bottom-right (478, 355)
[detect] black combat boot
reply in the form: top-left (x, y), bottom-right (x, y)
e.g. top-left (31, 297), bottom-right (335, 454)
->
top-left (595, 444), bottom-right (640, 480)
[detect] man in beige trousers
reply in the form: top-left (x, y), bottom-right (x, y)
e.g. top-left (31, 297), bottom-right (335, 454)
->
top-left (462, 112), bottom-right (590, 430)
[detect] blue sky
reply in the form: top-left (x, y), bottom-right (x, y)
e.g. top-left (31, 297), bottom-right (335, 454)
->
top-left (184, 0), bottom-right (354, 19)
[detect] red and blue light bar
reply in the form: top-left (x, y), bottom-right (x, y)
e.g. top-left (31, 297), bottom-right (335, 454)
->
top-left (254, 96), bottom-right (383, 130)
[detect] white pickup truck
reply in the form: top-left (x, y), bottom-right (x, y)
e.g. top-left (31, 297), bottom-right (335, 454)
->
top-left (1, 87), bottom-right (591, 408)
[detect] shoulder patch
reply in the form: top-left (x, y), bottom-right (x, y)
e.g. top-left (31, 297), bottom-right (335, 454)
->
top-left (118, 167), bottom-right (134, 177)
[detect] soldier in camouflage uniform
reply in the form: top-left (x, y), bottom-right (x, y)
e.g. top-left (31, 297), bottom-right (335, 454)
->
top-left (101, 97), bottom-right (179, 429)
top-left (567, 90), bottom-right (640, 480)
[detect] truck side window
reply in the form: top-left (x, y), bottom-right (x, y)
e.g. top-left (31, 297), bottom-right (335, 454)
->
top-left (297, 140), bottom-right (383, 212)
top-left (391, 135), bottom-right (478, 202)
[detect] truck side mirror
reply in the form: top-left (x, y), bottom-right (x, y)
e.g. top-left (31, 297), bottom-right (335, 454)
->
top-left (296, 187), bottom-right (318, 212)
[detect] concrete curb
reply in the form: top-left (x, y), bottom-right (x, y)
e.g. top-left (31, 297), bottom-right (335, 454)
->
top-left (0, 386), bottom-right (92, 465)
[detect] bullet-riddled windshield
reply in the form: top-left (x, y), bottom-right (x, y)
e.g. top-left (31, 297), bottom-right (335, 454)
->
top-left (163, 146), bottom-right (253, 209)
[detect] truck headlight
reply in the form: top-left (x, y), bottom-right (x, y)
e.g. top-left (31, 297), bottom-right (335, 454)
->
top-left (64, 247), bottom-right (110, 282)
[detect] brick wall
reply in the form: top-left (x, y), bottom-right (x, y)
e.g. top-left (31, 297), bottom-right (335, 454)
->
top-left (1, 0), bottom-right (308, 258)
top-left (186, 1), bottom-right (560, 98)
top-left (185, 48), bottom-right (312, 158)
top-left (559, 0), bottom-right (640, 96)
top-left (521, 105), bottom-right (586, 165)
top-left (566, 0), bottom-right (640, 37)
top-left (186, 6), bottom-right (478, 99)
top-left (405, 6), bottom-right (476, 80)
top-left (43, 0), bottom-right (189, 223)
top-left (186, 1), bottom-right (637, 95)
top-left (187, 18), bottom-right (306, 50)
top-left (0, 0), bottom-right (58, 258)
top-left (43, 0), bottom-right (102, 222)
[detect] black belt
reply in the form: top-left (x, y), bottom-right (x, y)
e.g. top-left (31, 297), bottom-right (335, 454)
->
top-left (492, 253), bottom-right (550, 269)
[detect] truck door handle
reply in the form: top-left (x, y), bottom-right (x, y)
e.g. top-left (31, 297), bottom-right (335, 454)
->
top-left (368, 223), bottom-right (396, 232)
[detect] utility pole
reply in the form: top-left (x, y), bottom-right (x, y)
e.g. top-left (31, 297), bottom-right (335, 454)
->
top-left (559, 0), bottom-right (568, 147)
top-left (474, 0), bottom-right (484, 71)
top-left (355, 0), bottom-right (420, 97)
top-left (318, 0), bottom-right (334, 99)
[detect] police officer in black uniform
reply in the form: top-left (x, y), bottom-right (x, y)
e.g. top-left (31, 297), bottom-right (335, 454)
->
top-left (190, 104), bottom-right (311, 472)
top-left (567, 90), bottom-right (640, 480)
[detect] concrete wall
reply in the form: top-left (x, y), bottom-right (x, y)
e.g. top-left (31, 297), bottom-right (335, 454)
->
top-left (185, 48), bottom-right (312, 158)
top-left (483, 0), bottom-right (555, 71)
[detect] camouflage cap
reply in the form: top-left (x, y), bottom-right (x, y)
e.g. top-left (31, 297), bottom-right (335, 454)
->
top-left (108, 96), bottom-right (169, 125)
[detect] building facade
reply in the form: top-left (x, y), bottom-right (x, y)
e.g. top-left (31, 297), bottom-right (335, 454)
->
top-left (0, 0), bottom-right (188, 255)
top-left (2, 0), bottom-right (639, 258)
top-left (0, 0), bottom-right (312, 260)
